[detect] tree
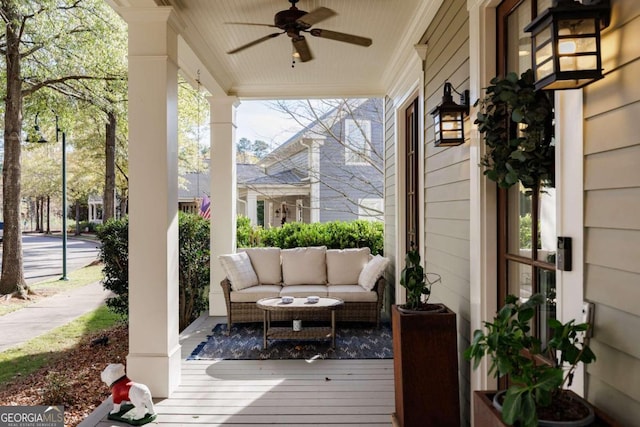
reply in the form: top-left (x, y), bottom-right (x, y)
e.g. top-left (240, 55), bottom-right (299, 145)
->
top-left (177, 75), bottom-right (210, 196)
top-left (252, 140), bottom-right (270, 159)
top-left (0, 0), bottom-right (126, 297)
top-left (263, 98), bottom-right (384, 219)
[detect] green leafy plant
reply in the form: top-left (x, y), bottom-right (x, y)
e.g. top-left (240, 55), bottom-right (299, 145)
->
top-left (41, 371), bottom-right (74, 406)
top-left (475, 69), bottom-right (554, 192)
top-left (464, 293), bottom-right (596, 427)
top-left (97, 213), bottom-right (210, 331)
top-left (178, 212), bottom-right (211, 331)
top-left (399, 245), bottom-right (441, 310)
top-left (255, 220), bottom-right (384, 255)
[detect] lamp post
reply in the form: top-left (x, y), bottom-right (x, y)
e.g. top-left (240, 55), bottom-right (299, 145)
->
top-left (31, 114), bottom-right (68, 281)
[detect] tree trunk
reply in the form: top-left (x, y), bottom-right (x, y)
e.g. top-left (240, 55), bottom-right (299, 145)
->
top-left (103, 111), bottom-right (117, 222)
top-left (46, 196), bottom-right (51, 234)
top-left (0, 3), bottom-right (27, 296)
top-left (75, 201), bottom-right (81, 235)
top-left (39, 197), bottom-right (44, 232)
top-left (35, 198), bottom-right (40, 232)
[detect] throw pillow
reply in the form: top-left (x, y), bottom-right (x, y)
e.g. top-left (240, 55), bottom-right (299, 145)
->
top-left (326, 248), bottom-right (371, 285)
top-left (241, 247), bottom-right (282, 285)
top-left (218, 252), bottom-right (259, 291)
top-left (358, 255), bottom-right (390, 291)
top-left (281, 246), bottom-right (327, 286)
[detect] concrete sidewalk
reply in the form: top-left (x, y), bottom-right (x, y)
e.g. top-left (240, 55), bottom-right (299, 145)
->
top-left (0, 282), bottom-right (113, 353)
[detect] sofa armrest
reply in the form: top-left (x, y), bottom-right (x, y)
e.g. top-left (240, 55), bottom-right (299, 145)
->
top-left (374, 275), bottom-right (386, 298)
top-left (374, 276), bottom-right (386, 327)
top-left (220, 278), bottom-right (233, 334)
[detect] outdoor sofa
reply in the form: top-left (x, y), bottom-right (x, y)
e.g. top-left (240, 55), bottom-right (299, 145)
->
top-left (218, 246), bottom-right (389, 330)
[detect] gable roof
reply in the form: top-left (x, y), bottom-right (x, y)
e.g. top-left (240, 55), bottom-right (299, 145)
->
top-left (237, 164), bottom-right (305, 186)
top-left (258, 99), bottom-right (371, 168)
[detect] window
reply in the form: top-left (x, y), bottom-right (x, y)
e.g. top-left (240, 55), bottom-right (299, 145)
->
top-left (358, 198), bottom-right (383, 222)
top-left (405, 98), bottom-right (419, 251)
top-left (344, 119), bottom-right (371, 164)
top-left (497, 0), bottom-right (557, 358)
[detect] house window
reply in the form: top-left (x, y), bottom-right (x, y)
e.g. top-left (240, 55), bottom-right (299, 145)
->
top-left (344, 119), bottom-right (371, 164)
top-left (358, 198), bottom-right (383, 222)
top-left (497, 0), bottom-right (556, 356)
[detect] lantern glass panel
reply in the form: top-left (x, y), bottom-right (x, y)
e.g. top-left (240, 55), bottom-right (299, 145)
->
top-left (559, 18), bottom-right (595, 36)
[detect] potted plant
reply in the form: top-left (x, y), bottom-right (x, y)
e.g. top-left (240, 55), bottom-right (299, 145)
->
top-left (465, 293), bottom-right (597, 427)
top-left (391, 245), bottom-right (460, 427)
top-left (398, 246), bottom-right (443, 312)
top-left (475, 69), bottom-right (554, 193)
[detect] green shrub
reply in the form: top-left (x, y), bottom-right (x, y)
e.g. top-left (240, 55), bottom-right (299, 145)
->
top-left (97, 213), bottom-right (210, 331)
top-left (178, 213), bottom-right (210, 331)
top-left (41, 371), bottom-right (74, 406)
top-left (96, 217), bottom-right (129, 317)
top-left (253, 220), bottom-right (384, 254)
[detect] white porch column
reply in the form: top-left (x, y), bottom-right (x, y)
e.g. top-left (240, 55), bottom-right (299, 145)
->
top-left (302, 138), bottom-right (324, 223)
top-left (209, 96), bottom-right (239, 315)
top-left (122, 7), bottom-right (181, 398)
top-left (247, 191), bottom-right (258, 225)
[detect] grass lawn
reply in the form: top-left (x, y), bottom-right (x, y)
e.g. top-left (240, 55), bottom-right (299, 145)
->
top-left (0, 264), bottom-right (104, 316)
top-left (0, 305), bottom-right (124, 386)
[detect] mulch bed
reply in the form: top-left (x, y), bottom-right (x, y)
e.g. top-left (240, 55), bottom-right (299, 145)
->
top-left (0, 324), bottom-right (128, 427)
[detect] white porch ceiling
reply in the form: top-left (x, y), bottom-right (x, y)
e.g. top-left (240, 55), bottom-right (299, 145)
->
top-left (111, 0), bottom-right (441, 98)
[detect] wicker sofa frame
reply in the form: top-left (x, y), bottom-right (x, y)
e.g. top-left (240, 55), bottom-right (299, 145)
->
top-left (220, 276), bottom-right (386, 330)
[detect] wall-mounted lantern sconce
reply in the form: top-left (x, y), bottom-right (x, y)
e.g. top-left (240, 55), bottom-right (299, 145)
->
top-left (430, 82), bottom-right (470, 147)
top-left (524, 0), bottom-right (611, 91)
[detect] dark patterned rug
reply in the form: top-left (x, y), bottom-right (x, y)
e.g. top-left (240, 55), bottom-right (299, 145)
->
top-left (188, 322), bottom-right (393, 360)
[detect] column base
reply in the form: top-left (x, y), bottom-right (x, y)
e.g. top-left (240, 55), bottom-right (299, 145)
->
top-left (209, 288), bottom-right (227, 316)
top-left (127, 344), bottom-right (181, 398)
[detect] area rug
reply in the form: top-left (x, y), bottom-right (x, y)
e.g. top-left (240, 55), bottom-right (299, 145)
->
top-left (188, 322), bottom-right (393, 360)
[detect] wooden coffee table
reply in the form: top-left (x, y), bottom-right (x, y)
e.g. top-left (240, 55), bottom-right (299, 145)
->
top-left (256, 297), bottom-right (344, 349)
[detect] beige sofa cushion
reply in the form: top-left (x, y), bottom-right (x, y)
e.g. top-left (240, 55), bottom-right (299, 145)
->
top-left (230, 285), bottom-right (282, 303)
top-left (241, 247), bottom-right (282, 285)
top-left (281, 246), bottom-right (327, 286)
top-left (358, 255), bottom-right (390, 291)
top-left (327, 285), bottom-right (378, 302)
top-left (326, 248), bottom-right (371, 285)
top-left (280, 285), bottom-right (328, 298)
top-left (218, 252), bottom-right (259, 291)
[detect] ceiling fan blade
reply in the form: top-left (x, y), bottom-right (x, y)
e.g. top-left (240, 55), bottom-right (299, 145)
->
top-left (292, 36), bottom-right (313, 62)
top-left (296, 7), bottom-right (337, 29)
top-left (224, 22), bottom-right (278, 28)
top-left (309, 28), bottom-right (372, 47)
top-left (227, 32), bottom-right (283, 54)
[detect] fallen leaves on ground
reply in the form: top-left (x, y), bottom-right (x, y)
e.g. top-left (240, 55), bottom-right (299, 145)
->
top-left (0, 324), bottom-right (128, 427)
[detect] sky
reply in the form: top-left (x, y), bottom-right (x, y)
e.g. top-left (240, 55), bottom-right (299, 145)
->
top-left (235, 100), bottom-right (303, 150)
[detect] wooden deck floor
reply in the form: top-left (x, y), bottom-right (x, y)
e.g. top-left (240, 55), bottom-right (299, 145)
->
top-left (89, 316), bottom-right (395, 427)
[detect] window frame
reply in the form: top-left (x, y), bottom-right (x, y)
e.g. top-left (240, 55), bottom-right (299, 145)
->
top-left (344, 119), bottom-right (372, 165)
top-left (496, 0), bottom-right (557, 387)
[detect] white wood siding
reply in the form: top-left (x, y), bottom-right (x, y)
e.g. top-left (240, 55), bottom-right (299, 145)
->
top-left (384, 95), bottom-right (397, 312)
top-left (583, 2), bottom-right (640, 424)
top-left (422, 0), bottom-right (471, 425)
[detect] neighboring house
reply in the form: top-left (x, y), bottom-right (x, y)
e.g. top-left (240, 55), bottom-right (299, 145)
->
top-left (237, 98), bottom-right (384, 227)
top-left (117, 1), bottom-right (639, 426)
top-left (178, 164), bottom-right (210, 215)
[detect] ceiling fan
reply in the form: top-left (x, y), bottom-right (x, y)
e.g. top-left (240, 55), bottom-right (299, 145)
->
top-left (226, 0), bottom-right (372, 63)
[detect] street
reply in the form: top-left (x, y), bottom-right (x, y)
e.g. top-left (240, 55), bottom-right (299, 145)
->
top-left (0, 234), bottom-right (101, 284)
